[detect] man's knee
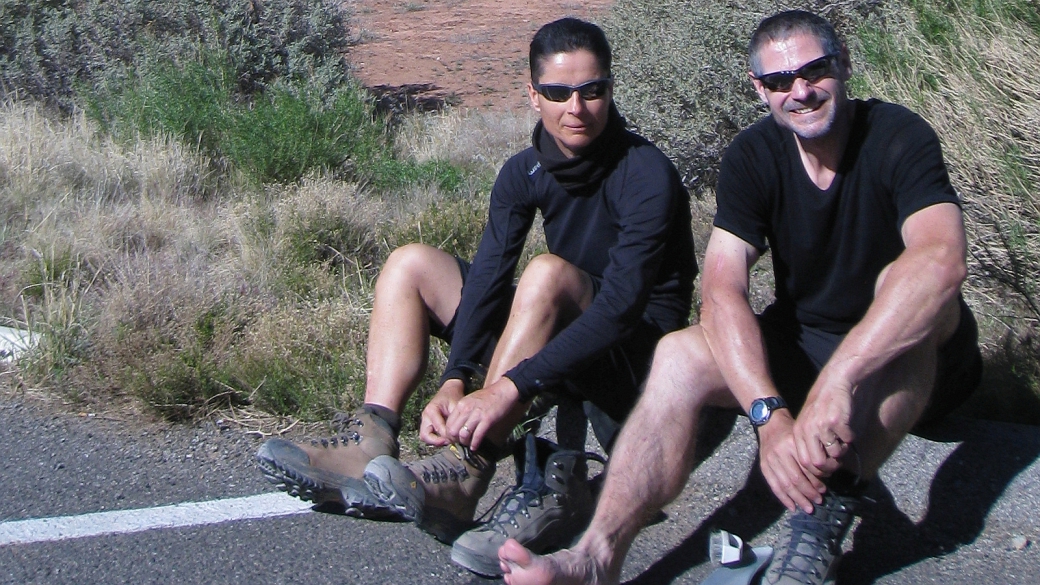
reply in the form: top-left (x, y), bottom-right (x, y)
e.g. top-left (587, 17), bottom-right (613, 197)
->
top-left (655, 328), bottom-right (712, 373)
top-left (646, 326), bottom-right (729, 405)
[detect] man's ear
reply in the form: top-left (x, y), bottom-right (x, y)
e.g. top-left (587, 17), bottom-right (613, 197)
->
top-left (838, 45), bottom-right (853, 81)
top-left (749, 73), bottom-right (768, 105)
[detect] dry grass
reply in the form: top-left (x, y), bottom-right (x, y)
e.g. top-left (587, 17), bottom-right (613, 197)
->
top-left (0, 98), bottom-right (521, 429)
top-left (852, 3), bottom-right (1040, 413)
top-left (393, 107), bottom-right (538, 169)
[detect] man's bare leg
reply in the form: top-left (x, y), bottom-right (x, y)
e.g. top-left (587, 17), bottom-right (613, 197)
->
top-left (842, 296), bottom-right (962, 480)
top-left (499, 325), bottom-right (739, 585)
top-left (363, 243), bottom-right (465, 414)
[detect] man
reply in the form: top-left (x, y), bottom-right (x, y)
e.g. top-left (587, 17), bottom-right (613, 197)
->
top-left (256, 17), bottom-right (696, 578)
top-left (499, 10), bottom-right (982, 585)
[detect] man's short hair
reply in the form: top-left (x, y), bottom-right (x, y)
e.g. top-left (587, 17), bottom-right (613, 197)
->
top-left (748, 10), bottom-right (844, 76)
top-left (529, 17), bottom-right (612, 84)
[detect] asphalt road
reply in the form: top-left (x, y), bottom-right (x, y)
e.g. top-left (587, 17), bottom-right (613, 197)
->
top-left (1, 396), bottom-right (1038, 584)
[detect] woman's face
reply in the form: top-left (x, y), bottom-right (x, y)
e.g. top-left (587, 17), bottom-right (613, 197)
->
top-left (527, 49), bottom-right (612, 158)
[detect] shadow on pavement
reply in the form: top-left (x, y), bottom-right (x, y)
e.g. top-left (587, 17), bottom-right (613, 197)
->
top-left (625, 416), bottom-right (1040, 585)
top-left (838, 418), bottom-right (1040, 584)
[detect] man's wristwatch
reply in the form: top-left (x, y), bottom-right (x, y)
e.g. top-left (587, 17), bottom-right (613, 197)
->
top-left (748, 396), bottom-right (788, 428)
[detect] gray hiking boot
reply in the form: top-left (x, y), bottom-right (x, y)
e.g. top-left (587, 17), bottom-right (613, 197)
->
top-left (256, 409), bottom-right (399, 517)
top-left (763, 489), bottom-right (862, 585)
top-left (363, 443), bottom-right (496, 543)
top-left (450, 433), bottom-right (603, 577)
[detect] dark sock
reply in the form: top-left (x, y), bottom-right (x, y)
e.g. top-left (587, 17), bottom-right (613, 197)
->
top-left (474, 440), bottom-right (505, 462)
top-left (361, 403), bottom-right (401, 435)
top-left (826, 468), bottom-right (869, 497)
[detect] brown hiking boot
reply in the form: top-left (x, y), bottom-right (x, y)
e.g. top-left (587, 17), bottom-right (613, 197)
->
top-left (256, 409), bottom-right (399, 517)
top-left (364, 443), bottom-right (496, 543)
top-left (450, 433), bottom-right (602, 577)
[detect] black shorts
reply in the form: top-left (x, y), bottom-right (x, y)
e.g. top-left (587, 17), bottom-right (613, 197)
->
top-left (758, 297), bottom-right (982, 428)
top-left (431, 256), bottom-right (663, 425)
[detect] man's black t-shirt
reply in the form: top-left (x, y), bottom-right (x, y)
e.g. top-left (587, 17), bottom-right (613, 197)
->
top-left (714, 99), bottom-right (960, 334)
top-left (442, 123), bottom-right (696, 401)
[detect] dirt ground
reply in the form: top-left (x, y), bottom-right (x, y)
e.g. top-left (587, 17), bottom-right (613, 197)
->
top-left (344, 0), bottom-right (613, 112)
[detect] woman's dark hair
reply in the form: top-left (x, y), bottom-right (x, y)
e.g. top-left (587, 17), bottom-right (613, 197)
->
top-left (529, 17), bottom-right (612, 83)
top-left (748, 10), bottom-right (843, 76)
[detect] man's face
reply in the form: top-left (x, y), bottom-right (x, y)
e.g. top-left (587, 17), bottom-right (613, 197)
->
top-left (750, 33), bottom-right (850, 141)
top-left (527, 49), bottom-right (612, 158)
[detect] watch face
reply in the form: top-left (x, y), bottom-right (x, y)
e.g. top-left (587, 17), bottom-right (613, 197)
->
top-left (749, 400), bottom-right (769, 425)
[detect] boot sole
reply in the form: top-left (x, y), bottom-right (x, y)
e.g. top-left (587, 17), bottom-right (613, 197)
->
top-left (417, 507), bottom-right (478, 545)
top-left (256, 444), bottom-right (398, 519)
top-left (363, 455), bottom-right (479, 541)
top-left (363, 455), bottom-right (426, 523)
top-left (450, 539), bottom-right (505, 577)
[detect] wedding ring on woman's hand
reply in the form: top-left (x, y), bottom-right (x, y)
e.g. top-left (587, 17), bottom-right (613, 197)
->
top-left (462, 425), bottom-right (471, 434)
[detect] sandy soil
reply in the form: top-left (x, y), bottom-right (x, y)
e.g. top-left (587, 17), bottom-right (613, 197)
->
top-left (344, 0), bottom-right (613, 111)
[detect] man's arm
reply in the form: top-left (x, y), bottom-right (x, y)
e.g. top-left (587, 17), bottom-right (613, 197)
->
top-left (700, 227), bottom-right (826, 513)
top-left (794, 202), bottom-right (968, 474)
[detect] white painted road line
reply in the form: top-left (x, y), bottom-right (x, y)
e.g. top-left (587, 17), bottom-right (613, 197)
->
top-left (0, 493), bottom-right (313, 546)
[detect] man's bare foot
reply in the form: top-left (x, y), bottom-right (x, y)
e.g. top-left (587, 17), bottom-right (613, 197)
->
top-left (498, 539), bottom-right (616, 585)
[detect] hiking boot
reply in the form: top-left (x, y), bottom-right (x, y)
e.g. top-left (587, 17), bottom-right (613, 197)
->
top-left (763, 488), bottom-right (862, 585)
top-left (450, 433), bottom-right (603, 577)
top-left (256, 409), bottom-right (399, 517)
top-left (364, 443), bottom-right (496, 543)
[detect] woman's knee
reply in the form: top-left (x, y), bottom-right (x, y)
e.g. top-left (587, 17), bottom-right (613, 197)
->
top-left (514, 254), bottom-right (592, 309)
top-left (378, 243), bottom-right (445, 289)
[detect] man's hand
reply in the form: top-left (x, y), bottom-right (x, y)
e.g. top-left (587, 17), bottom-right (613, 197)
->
top-left (758, 410), bottom-right (827, 513)
top-left (419, 379), bottom-right (466, 447)
top-left (445, 377), bottom-right (521, 450)
top-left (793, 372), bottom-right (855, 478)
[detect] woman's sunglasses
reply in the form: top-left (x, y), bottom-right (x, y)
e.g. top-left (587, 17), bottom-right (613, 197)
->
top-left (755, 54), bottom-right (839, 92)
top-left (533, 77), bottom-right (613, 102)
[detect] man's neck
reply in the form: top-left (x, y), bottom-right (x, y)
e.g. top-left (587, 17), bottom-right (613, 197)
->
top-left (793, 101), bottom-right (855, 190)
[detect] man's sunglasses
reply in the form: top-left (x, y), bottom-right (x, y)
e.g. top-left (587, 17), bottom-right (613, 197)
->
top-left (754, 54), bottom-right (839, 92)
top-left (533, 77), bottom-right (613, 102)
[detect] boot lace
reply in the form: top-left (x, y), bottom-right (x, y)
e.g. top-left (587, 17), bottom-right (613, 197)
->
top-left (478, 450), bottom-right (605, 537)
top-left (769, 492), bottom-right (859, 584)
top-left (411, 444), bottom-right (472, 485)
top-left (306, 413), bottom-right (365, 448)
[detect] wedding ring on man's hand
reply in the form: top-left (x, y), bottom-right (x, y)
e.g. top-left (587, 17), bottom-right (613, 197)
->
top-left (462, 425), bottom-right (471, 434)
top-left (824, 438), bottom-right (838, 447)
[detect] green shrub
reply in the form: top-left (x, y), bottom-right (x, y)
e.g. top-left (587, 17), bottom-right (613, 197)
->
top-left (224, 84), bottom-right (386, 184)
top-left (1, 0), bottom-right (352, 113)
top-left (83, 49), bottom-right (390, 185)
top-left (393, 196), bottom-right (489, 261)
top-left (364, 156), bottom-right (467, 194)
top-left (18, 279), bottom-right (94, 393)
top-left (227, 301), bottom-right (368, 420)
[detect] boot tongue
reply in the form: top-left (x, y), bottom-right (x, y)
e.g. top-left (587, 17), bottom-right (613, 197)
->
top-left (515, 433), bottom-right (555, 492)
